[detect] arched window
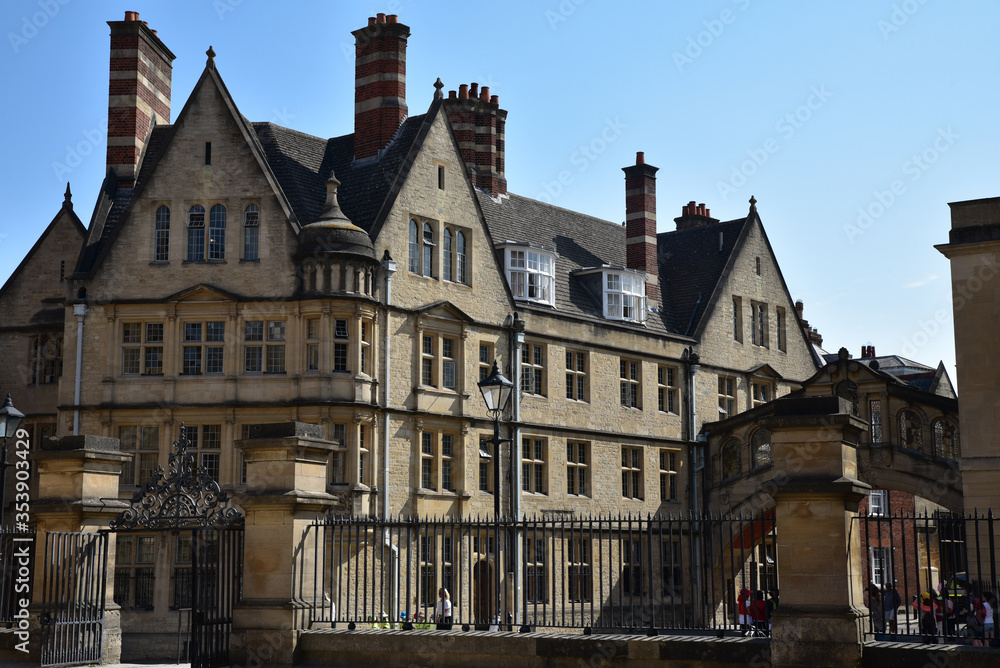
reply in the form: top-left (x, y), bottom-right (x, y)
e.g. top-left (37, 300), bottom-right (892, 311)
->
top-left (187, 205), bottom-right (205, 261)
top-left (932, 419), bottom-right (959, 460)
top-left (443, 228), bottom-right (454, 281)
top-left (209, 204), bottom-right (226, 260)
top-left (408, 220), bottom-right (419, 273)
top-left (751, 429), bottom-right (771, 469)
top-left (154, 205), bottom-right (170, 261)
top-left (722, 439), bottom-right (742, 480)
top-left (243, 203), bottom-right (259, 261)
top-left (422, 223), bottom-right (434, 277)
top-left (836, 380), bottom-right (859, 416)
top-left (457, 231), bottom-right (467, 284)
top-left (899, 410), bottom-right (923, 451)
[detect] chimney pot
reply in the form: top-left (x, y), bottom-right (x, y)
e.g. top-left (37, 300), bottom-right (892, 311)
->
top-left (152, 29), bottom-right (157, 36)
top-left (353, 14), bottom-right (410, 160)
top-left (705, 208), bottom-right (710, 217)
top-left (490, 95), bottom-right (498, 104)
top-left (449, 90), bottom-right (457, 99)
top-left (458, 84), bottom-right (468, 99)
top-left (107, 9), bottom-right (174, 188)
top-left (480, 86), bottom-right (490, 102)
top-left (622, 155), bottom-right (660, 303)
top-left (387, 14), bottom-right (398, 23)
top-left (470, 82), bottom-right (479, 98)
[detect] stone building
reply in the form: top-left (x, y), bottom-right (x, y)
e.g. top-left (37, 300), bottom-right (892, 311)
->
top-left (0, 11), bottom-right (820, 651)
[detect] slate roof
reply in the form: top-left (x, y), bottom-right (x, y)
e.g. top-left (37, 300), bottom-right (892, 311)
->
top-left (74, 61), bottom-right (434, 277)
top-left (657, 218), bottom-right (748, 335)
top-left (69, 61), bottom-right (756, 341)
top-left (476, 192), bottom-right (671, 335)
top-left (252, 115), bottom-right (427, 235)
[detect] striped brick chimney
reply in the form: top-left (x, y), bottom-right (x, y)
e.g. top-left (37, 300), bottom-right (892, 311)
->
top-left (622, 152), bottom-right (659, 302)
top-left (106, 11), bottom-right (174, 188)
top-left (443, 83), bottom-right (508, 197)
top-left (352, 14), bottom-right (410, 161)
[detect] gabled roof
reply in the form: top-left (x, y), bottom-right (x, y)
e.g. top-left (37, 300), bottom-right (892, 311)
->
top-left (657, 217), bottom-right (748, 335)
top-left (1, 187), bottom-right (86, 302)
top-left (74, 60), bottom-right (434, 278)
top-left (413, 300), bottom-right (476, 323)
top-left (252, 106), bottom-right (429, 239)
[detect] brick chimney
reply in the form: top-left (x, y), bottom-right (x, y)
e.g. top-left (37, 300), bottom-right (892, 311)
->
top-left (106, 11), bottom-right (175, 188)
top-left (860, 345), bottom-right (876, 358)
top-left (795, 300), bottom-right (824, 348)
top-left (622, 152), bottom-right (659, 303)
top-left (352, 14), bottom-right (410, 161)
top-left (673, 201), bottom-right (719, 230)
top-left (443, 83), bottom-right (508, 197)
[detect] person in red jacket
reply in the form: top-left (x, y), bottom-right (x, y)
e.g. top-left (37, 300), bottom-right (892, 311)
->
top-left (737, 588), bottom-right (753, 634)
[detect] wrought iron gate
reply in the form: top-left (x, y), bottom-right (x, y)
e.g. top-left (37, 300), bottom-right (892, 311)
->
top-left (109, 424), bottom-right (244, 668)
top-left (189, 526), bottom-right (243, 668)
top-left (40, 531), bottom-right (109, 667)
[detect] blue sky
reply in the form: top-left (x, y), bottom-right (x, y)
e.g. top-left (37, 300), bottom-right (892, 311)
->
top-left (3, 0), bottom-right (997, 386)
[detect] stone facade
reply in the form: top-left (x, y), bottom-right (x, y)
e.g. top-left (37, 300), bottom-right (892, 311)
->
top-left (7, 11), bottom-right (827, 659)
top-left (937, 196), bottom-right (1000, 513)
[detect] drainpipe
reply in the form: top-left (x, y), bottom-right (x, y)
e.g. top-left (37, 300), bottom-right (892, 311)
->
top-left (72, 303), bottom-right (88, 435)
top-left (508, 313), bottom-right (525, 626)
top-left (684, 348), bottom-right (703, 623)
top-left (380, 252), bottom-right (398, 622)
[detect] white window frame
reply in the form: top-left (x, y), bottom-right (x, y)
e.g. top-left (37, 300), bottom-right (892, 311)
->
top-left (869, 489), bottom-right (889, 517)
top-left (869, 546), bottom-right (892, 587)
top-left (603, 270), bottom-right (647, 323)
top-left (505, 246), bottom-right (556, 306)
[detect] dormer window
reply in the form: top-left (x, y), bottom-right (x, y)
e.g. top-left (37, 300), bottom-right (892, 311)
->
top-left (604, 271), bottom-right (646, 323)
top-left (502, 244), bottom-right (556, 306)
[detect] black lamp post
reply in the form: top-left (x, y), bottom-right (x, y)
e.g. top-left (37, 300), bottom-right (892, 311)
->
top-left (0, 394), bottom-right (26, 527)
top-left (477, 361), bottom-right (513, 627)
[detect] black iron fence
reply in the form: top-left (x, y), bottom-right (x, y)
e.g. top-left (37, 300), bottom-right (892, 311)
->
top-left (852, 510), bottom-right (999, 646)
top-left (296, 513), bottom-right (777, 634)
top-left (0, 525), bottom-right (34, 625)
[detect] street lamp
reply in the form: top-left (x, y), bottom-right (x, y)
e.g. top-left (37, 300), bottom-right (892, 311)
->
top-left (477, 361), bottom-right (513, 628)
top-left (0, 394), bottom-right (26, 527)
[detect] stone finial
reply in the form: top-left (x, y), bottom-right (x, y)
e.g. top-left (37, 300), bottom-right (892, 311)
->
top-left (63, 182), bottom-right (73, 209)
top-left (206, 45), bottom-right (216, 69)
top-left (838, 347), bottom-right (849, 361)
top-left (433, 77), bottom-right (444, 99)
top-left (749, 195), bottom-right (757, 215)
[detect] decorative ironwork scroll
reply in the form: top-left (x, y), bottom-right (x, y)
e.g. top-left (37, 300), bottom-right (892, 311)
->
top-left (110, 424), bottom-right (243, 530)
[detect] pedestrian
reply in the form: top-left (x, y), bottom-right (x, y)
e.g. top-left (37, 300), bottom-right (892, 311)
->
top-left (435, 587), bottom-right (453, 630)
top-left (960, 583), bottom-right (986, 646)
top-left (737, 587), bottom-right (753, 634)
top-left (884, 581), bottom-right (901, 635)
top-left (914, 590), bottom-right (939, 644)
top-left (752, 590), bottom-right (767, 634)
top-left (765, 588), bottom-right (779, 632)
top-left (983, 593), bottom-right (995, 643)
top-left (867, 584), bottom-right (885, 636)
